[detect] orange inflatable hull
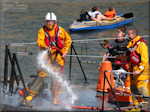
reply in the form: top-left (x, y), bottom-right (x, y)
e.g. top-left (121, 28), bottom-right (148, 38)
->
top-left (108, 87), bottom-right (133, 105)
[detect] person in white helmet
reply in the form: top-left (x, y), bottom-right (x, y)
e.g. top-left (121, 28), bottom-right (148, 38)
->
top-left (19, 12), bottom-right (72, 107)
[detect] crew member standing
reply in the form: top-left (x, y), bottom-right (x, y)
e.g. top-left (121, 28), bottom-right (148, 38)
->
top-left (20, 12), bottom-right (72, 107)
top-left (126, 28), bottom-right (149, 106)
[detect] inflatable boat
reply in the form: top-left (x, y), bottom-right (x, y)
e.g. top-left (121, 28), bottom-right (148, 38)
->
top-left (69, 13), bottom-right (134, 31)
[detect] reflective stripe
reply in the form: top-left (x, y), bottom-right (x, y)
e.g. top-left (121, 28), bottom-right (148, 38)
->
top-left (139, 65), bottom-right (144, 70)
top-left (57, 26), bottom-right (60, 36)
top-left (45, 32), bottom-right (48, 37)
top-left (137, 41), bottom-right (141, 45)
top-left (132, 56), bottom-right (139, 62)
top-left (129, 46), bottom-right (137, 52)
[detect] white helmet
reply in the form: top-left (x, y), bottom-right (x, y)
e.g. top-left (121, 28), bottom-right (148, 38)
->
top-left (45, 12), bottom-right (57, 21)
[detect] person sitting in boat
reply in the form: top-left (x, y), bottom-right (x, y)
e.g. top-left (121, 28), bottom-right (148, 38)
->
top-left (126, 28), bottom-right (149, 106)
top-left (98, 26), bottom-right (129, 70)
top-left (104, 6), bottom-right (117, 18)
top-left (76, 10), bottom-right (91, 22)
top-left (88, 6), bottom-right (117, 24)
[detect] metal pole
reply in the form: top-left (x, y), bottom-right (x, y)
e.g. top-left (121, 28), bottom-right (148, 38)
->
top-left (72, 35), bottom-right (150, 42)
top-left (9, 54), bottom-right (15, 95)
top-left (72, 44), bottom-right (88, 84)
top-left (101, 71), bottom-right (106, 112)
top-left (69, 44), bottom-right (73, 81)
top-left (7, 35), bottom-right (149, 46)
top-left (81, 43), bottom-right (82, 55)
top-left (8, 50), bottom-right (19, 86)
top-left (14, 53), bottom-right (28, 95)
top-left (66, 54), bottom-right (115, 58)
top-left (104, 70), bottom-right (121, 111)
top-left (85, 43), bottom-right (87, 55)
top-left (3, 44), bottom-right (9, 93)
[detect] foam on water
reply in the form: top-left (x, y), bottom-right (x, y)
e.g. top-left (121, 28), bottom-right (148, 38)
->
top-left (37, 50), bottom-right (77, 110)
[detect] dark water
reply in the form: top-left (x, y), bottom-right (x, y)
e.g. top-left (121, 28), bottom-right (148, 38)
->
top-left (0, 0), bottom-right (149, 86)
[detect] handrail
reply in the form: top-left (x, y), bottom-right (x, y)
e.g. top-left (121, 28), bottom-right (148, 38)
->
top-left (8, 35), bottom-right (149, 46)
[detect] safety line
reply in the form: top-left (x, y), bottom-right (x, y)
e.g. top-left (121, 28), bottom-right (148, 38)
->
top-left (72, 35), bottom-right (149, 42)
top-left (14, 51), bottom-right (116, 59)
top-left (107, 70), bottom-right (150, 75)
top-left (8, 35), bottom-right (149, 46)
top-left (66, 54), bottom-right (115, 58)
top-left (113, 70), bottom-right (149, 75)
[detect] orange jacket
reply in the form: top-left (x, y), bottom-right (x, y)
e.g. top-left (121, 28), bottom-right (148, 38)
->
top-left (105, 10), bottom-right (116, 18)
top-left (37, 24), bottom-right (72, 66)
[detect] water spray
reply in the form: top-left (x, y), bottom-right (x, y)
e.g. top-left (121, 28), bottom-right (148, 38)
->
top-left (37, 50), bottom-right (77, 110)
top-left (36, 48), bottom-right (113, 111)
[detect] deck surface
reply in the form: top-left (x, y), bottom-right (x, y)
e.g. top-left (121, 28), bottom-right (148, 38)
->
top-left (0, 83), bottom-right (149, 111)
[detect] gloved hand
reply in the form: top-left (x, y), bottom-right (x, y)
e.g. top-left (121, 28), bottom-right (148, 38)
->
top-left (62, 52), bottom-right (67, 60)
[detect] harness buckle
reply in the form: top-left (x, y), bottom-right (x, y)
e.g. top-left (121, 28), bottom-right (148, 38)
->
top-left (51, 41), bottom-right (56, 47)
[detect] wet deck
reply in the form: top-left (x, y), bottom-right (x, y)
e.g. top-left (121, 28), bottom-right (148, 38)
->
top-left (0, 82), bottom-right (149, 111)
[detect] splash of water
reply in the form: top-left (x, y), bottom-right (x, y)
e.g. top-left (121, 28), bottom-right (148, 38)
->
top-left (37, 50), bottom-right (77, 109)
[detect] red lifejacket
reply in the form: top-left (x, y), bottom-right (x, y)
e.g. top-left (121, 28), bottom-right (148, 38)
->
top-left (128, 37), bottom-right (146, 64)
top-left (43, 25), bottom-right (64, 49)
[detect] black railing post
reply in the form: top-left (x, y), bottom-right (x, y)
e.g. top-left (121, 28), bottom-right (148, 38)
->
top-left (8, 50), bottom-right (19, 86)
top-left (3, 44), bottom-right (9, 92)
top-left (104, 70), bottom-right (121, 111)
top-left (72, 44), bottom-right (88, 84)
top-left (85, 43), bottom-right (87, 55)
top-left (101, 71), bottom-right (106, 112)
top-left (9, 53), bottom-right (15, 95)
top-left (14, 53), bottom-right (28, 95)
top-left (81, 43), bottom-right (83, 55)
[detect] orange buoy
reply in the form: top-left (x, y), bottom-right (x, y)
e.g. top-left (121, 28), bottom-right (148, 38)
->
top-left (97, 61), bottom-right (114, 92)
